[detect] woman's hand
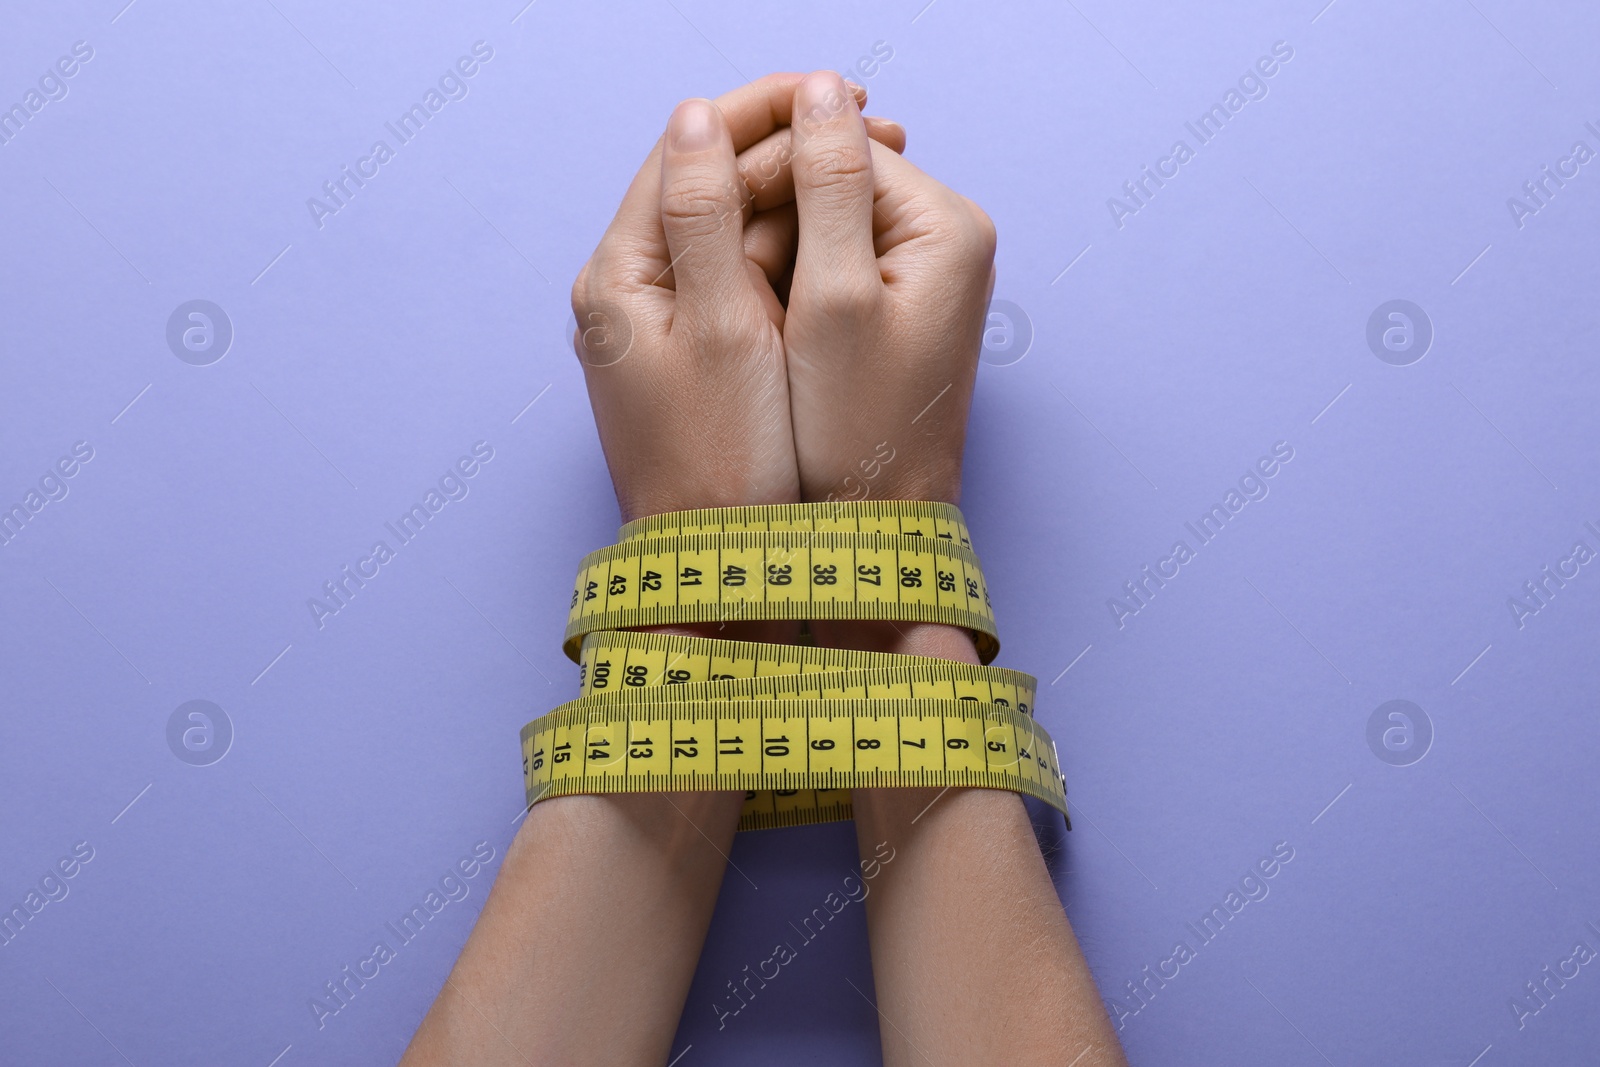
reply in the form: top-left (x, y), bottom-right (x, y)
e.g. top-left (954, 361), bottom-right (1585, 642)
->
top-left (571, 73), bottom-right (907, 524)
top-left (400, 75), bottom-right (911, 1067)
top-left (771, 71), bottom-right (1129, 1067)
top-left (778, 70), bottom-right (997, 659)
top-left (780, 70), bottom-right (997, 507)
top-left (405, 68), bottom-right (1127, 1067)
top-left (571, 73), bottom-right (903, 652)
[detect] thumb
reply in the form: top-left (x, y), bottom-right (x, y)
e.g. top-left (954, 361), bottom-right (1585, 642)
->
top-left (790, 71), bottom-right (880, 295)
top-left (659, 98), bottom-right (763, 332)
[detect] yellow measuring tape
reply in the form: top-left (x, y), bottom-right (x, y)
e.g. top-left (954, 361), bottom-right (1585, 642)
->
top-left (520, 502), bottom-right (1068, 830)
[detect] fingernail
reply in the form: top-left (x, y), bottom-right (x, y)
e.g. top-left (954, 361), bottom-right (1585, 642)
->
top-left (866, 117), bottom-right (905, 137)
top-left (844, 78), bottom-right (865, 97)
top-left (803, 69), bottom-right (850, 102)
top-left (669, 99), bottom-right (720, 151)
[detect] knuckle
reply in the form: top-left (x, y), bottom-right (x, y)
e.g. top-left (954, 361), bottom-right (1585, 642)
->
top-left (660, 177), bottom-right (739, 237)
top-left (813, 272), bottom-right (880, 323)
top-left (967, 203), bottom-right (998, 257)
top-left (681, 313), bottom-right (766, 357)
top-left (801, 140), bottom-right (872, 194)
top-left (568, 261), bottom-right (637, 366)
top-left (934, 196), bottom-right (996, 260)
top-left (570, 264), bottom-right (594, 316)
top-left (572, 298), bottom-right (636, 367)
top-left (740, 138), bottom-right (792, 194)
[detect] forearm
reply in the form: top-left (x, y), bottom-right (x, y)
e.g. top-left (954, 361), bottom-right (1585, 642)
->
top-left (399, 789), bottom-right (741, 1067)
top-left (400, 623), bottom-right (790, 1067)
top-left (811, 621), bottom-right (1128, 1067)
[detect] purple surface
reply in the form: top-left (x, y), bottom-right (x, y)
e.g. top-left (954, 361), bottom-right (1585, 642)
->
top-left (3, 1), bottom-right (1598, 1064)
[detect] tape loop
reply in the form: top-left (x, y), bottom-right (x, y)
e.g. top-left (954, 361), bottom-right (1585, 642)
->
top-left (522, 502), bottom-right (1067, 830)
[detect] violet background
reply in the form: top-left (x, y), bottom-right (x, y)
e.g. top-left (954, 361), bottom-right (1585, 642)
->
top-left (2, 1), bottom-right (1598, 1064)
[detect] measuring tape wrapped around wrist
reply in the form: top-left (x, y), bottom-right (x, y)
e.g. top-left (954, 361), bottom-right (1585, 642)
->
top-left (519, 501), bottom-right (1068, 831)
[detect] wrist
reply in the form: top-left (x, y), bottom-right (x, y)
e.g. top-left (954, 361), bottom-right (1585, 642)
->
top-left (513, 789), bottom-right (745, 869)
top-left (613, 478), bottom-right (802, 527)
top-left (808, 619), bottom-right (987, 823)
top-left (631, 620), bottom-right (803, 645)
top-left (806, 619), bottom-right (980, 663)
top-left (614, 493), bottom-right (806, 645)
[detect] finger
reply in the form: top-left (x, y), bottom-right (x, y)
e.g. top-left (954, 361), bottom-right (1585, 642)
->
top-left (737, 117), bottom-right (904, 217)
top-left (612, 75), bottom-right (868, 247)
top-left (659, 98), bottom-right (760, 323)
top-left (790, 70), bottom-right (880, 289)
top-left (744, 203), bottom-right (798, 286)
top-left (865, 139), bottom-right (934, 251)
top-left (650, 113), bottom-right (898, 293)
top-left (713, 72), bottom-right (868, 153)
top-left (865, 117), bottom-right (907, 155)
top-left (743, 207), bottom-right (795, 330)
top-left (601, 114), bottom-right (899, 297)
top-left (587, 76), bottom-right (868, 289)
top-left (863, 140), bottom-right (996, 275)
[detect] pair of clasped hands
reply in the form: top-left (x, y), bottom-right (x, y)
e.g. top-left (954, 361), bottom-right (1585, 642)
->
top-left (571, 70), bottom-right (994, 529)
top-left (401, 71), bottom-right (1127, 1067)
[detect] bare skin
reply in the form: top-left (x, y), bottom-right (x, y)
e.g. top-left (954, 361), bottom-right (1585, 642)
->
top-left (779, 71), bottom-right (1126, 1066)
top-left (399, 71), bottom-right (1127, 1067)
